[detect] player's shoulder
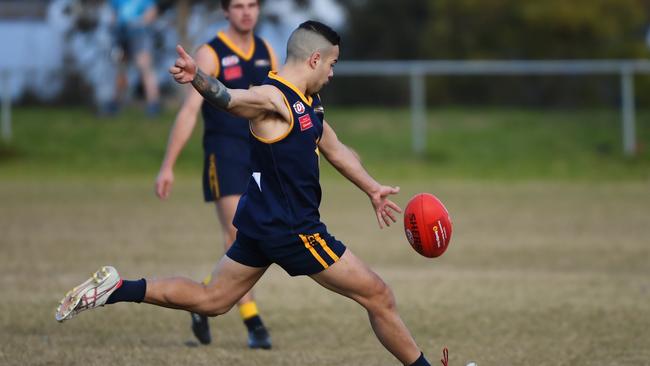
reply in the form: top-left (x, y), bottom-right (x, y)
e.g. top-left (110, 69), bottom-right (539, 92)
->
top-left (250, 84), bottom-right (282, 99)
top-left (194, 44), bottom-right (219, 72)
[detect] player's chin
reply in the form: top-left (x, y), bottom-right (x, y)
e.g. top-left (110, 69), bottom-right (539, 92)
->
top-left (236, 20), bottom-right (255, 32)
top-left (318, 80), bottom-right (330, 91)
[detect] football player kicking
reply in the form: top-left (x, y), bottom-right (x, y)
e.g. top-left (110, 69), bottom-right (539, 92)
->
top-left (56, 21), bottom-right (435, 366)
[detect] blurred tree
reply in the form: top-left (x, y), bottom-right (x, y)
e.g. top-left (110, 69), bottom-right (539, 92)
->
top-left (333, 0), bottom-right (650, 106)
top-left (340, 0), bottom-right (430, 59)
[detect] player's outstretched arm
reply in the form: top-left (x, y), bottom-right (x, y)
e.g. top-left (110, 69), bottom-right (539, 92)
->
top-left (169, 45), bottom-right (279, 120)
top-left (318, 121), bottom-right (401, 229)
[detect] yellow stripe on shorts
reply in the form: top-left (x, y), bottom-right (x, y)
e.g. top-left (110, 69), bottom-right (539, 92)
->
top-left (209, 153), bottom-right (220, 199)
top-left (314, 233), bottom-right (340, 262)
top-left (299, 234), bottom-right (328, 269)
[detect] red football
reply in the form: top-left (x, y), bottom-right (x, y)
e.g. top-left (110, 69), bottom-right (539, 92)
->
top-left (403, 193), bottom-right (453, 258)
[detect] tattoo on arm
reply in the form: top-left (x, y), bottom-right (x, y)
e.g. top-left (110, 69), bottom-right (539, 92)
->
top-left (191, 69), bottom-right (232, 109)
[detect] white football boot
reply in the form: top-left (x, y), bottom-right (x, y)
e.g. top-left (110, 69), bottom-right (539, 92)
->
top-left (55, 266), bottom-right (122, 322)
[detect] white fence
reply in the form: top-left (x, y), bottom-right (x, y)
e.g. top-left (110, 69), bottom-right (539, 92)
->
top-left (3, 60), bottom-right (650, 157)
top-left (334, 60), bottom-right (650, 157)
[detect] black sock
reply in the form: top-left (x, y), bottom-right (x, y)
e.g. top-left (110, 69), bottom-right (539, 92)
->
top-left (106, 279), bottom-right (146, 304)
top-left (243, 315), bottom-right (264, 331)
top-left (409, 352), bottom-right (431, 366)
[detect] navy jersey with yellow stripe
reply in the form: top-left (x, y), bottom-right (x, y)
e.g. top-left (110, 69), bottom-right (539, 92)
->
top-left (201, 31), bottom-right (276, 140)
top-left (233, 72), bottom-right (327, 240)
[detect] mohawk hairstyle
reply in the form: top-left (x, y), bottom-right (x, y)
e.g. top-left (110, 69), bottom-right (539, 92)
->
top-left (286, 20), bottom-right (341, 61)
top-left (297, 20), bottom-right (340, 46)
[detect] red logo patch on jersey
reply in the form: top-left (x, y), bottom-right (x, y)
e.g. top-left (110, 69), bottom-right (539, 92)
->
top-left (293, 101), bottom-right (305, 114)
top-left (299, 114), bottom-right (313, 131)
top-left (223, 65), bottom-right (242, 81)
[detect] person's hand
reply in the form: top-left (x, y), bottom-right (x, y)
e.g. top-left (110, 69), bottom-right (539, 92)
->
top-left (155, 167), bottom-right (174, 200)
top-left (169, 45), bottom-right (198, 84)
top-left (369, 185), bottom-right (402, 229)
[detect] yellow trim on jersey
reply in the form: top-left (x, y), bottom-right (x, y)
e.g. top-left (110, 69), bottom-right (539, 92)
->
top-left (217, 31), bottom-right (255, 61)
top-left (263, 40), bottom-right (279, 72)
top-left (314, 233), bottom-right (340, 262)
top-left (268, 71), bottom-right (313, 106)
top-left (249, 94), bottom-right (294, 144)
top-left (203, 44), bottom-right (221, 78)
top-left (299, 234), bottom-right (329, 269)
top-left (209, 153), bottom-right (221, 199)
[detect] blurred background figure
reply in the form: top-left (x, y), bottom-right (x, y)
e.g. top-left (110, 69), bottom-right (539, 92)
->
top-left (110, 0), bottom-right (161, 117)
top-left (61, 0), bottom-right (120, 117)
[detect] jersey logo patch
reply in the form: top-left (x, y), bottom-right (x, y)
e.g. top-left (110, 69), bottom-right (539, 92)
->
top-left (224, 65), bottom-right (243, 81)
top-left (222, 55), bottom-right (239, 67)
top-left (293, 101), bottom-right (305, 114)
top-left (255, 59), bottom-right (270, 67)
top-left (299, 114), bottom-right (313, 131)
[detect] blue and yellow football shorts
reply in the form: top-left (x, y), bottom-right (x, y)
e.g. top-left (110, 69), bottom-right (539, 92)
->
top-left (202, 140), bottom-right (251, 202)
top-left (226, 231), bottom-right (347, 276)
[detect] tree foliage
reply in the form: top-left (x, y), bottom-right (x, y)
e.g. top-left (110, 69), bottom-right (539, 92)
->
top-left (330, 0), bottom-right (650, 106)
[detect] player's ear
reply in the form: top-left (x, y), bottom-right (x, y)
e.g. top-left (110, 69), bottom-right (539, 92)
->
top-left (308, 51), bottom-right (321, 70)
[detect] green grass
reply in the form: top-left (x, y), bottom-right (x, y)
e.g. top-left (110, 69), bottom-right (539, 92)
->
top-left (2, 106), bottom-right (649, 365)
top-left (0, 106), bottom-right (649, 180)
top-left (1, 179), bottom-right (649, 365)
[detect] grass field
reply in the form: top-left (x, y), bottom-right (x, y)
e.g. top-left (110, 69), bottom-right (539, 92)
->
top-left (1, 106), bottom-right (649, 365)
top-left (1, 106), bottom-right (649, 180)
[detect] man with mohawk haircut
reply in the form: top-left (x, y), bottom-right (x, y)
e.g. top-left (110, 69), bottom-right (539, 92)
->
top-left (56, 21), bottom-right (435, 366)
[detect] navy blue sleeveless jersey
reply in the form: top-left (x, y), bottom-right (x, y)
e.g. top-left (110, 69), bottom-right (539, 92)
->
top-left (233, 72), bottom-right (327, 240)
top-left (201, 31), bottom-right (276, 141)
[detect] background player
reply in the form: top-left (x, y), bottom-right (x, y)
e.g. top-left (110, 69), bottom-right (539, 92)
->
top-left (110, 0), bottom-right (161, 116)
top-left (57, 21), bottom-right (434, 366)
top-left (155, 0), bottom-right (276, 348)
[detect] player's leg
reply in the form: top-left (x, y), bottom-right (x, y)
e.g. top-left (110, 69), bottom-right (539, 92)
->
top-left (215, 195), bottom-right (254, 306)
top-left (144, 255), bottom-right (266, 315)
top-left (56, 255), bottom-right (268, 322)
top-left (310, 250), bottom-right (430, 366)
top-left (215, 196), bottom-right (270, 348)
top-left (199, 147), bottom-right (271, 348)
top-left (131, 26), bottom-right (159, 116)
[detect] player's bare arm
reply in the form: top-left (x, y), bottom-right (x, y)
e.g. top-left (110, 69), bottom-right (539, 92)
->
top-left (170, 45), bottom-right (283, 121)
top-left (156, 45), bottom-right (218, 200)
top-left (318, 121), bottom-right (401, 228)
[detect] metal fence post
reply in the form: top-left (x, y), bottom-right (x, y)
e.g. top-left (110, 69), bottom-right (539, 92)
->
top-left (1, 70), bottom-right (11, 143)
top-left (410, 68), bottom-right (426, 156)
top-left (621, 67), bottom-right (636, 157)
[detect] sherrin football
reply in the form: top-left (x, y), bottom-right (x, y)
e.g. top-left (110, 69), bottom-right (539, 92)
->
top-left (403, 193), bottom-right (453, 258)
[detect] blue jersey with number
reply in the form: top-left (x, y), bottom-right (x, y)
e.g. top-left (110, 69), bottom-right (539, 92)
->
top-left (201, 31), bottom-right (276, 141)
top-left (233, 72), bottom-right (327, 239)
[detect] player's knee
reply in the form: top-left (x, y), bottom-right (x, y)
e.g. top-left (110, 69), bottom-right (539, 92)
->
top-left (135, 52), bottom-right (152, 68)
top-left (363, 279), bottom-right (396, 314)
top-left (200, 288), bottom-right (237, 316)
top-left (203, 298), bottom-right (235, 317)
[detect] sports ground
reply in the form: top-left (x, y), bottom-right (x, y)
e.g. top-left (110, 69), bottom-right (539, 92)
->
top-left (1, 107), bottom-right (649, 365)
